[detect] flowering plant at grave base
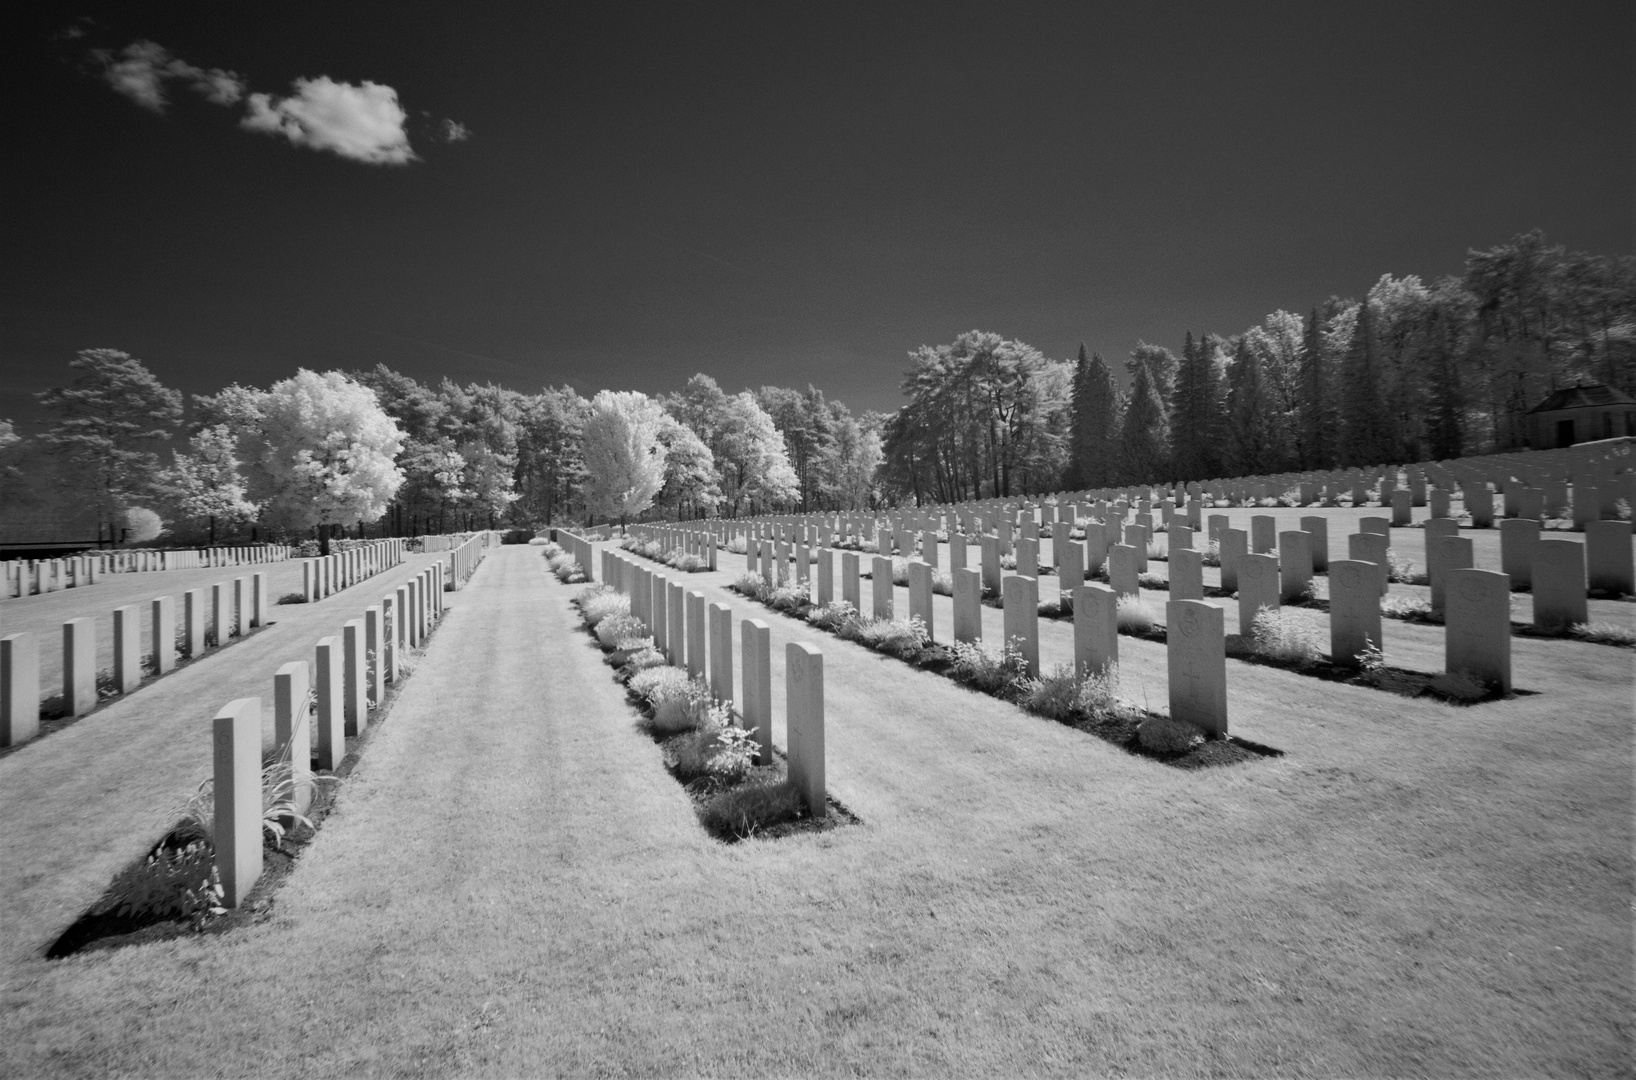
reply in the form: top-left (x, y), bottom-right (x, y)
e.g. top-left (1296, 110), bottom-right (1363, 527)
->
top-left (946, 638), bottom-right (1030, 696)
top-left (1251, 607), bottom-right (1324, 667)
top-left (1385, 551), bottom-right (1423, 584)
top-left (731, 572), bottom-right (769, 599)
top-left (1115, 597), bottom-right (1158, 634)
top-left (1569, 622), bottom-right (1636, 648)
top-left (848, 615), bottom-right (929, 659)
top-left (595, 613), bottom-right (647, 648)
top-left (1199, 540), bottom-right (1222, 567)
top-left (538, 541), bottom-right (565, 558)
top-left (806, 600), bottom-right (859, 633)
top-left (576, 585), bottom-right (629, 628)
top-left (1428, 669), bottom-right (1488, 702)
top-left (97, 840), bottom-right (224, 927)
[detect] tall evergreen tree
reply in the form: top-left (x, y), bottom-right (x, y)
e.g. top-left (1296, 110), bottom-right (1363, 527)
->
top-left (1065, 342), bottom-right (1092, 489)
top-left (1225, 336), bottom-right (1270, 475)
top-left (1297, 308), bottom-right (1334, 469)
top-left (1338, 300), bottom-right (1389, 465)
top-left (1075, 351), bottom-right (1119, 488)
top-left (1118, 358), bottom-right (1169, 485)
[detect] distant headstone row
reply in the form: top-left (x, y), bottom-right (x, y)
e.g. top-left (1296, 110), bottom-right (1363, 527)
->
top-left (3, 545), bottom-right (292, 599)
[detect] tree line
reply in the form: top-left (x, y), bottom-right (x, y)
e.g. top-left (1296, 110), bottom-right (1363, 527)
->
top-left (1, 230), bottom-right (1627, 544)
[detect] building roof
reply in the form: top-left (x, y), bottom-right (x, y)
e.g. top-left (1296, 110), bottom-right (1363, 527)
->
top-left (1527, 383), bottom-right (1636, 413)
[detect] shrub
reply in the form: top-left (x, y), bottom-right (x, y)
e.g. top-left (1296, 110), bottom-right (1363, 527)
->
top-left (725, 537), bottom-right (748, 555)
top-left (1115, 596), bottom-right (1157, 634)
top-left (1386, 551), bottom-right (1424, 584)
top-left (621, 646), bottom-right (666, 675)
top-left (1569, 621), bottom-right (1636, 647)
top-left (1138, 571), bottom-right (1168, 589)
top-left (1137, 713), bottom-right (1205, 754)
top-left (1251, 607), bottom-right (1324, 666)
top-left (595, 613), bottom-right (646, 648)
top-left (1146, 538), bottom-right (1166, 561)
top-left (669, 553), bottom-right (709, 573)
top-left (538, 541), bottom-right (564, 558)
top-left (931, 568), bottom-right (954, 596)
top-left (629, 665), bottom-right (692, 707)
top-left (1000, 553), bottom-right (1018, 570)
top-left (851, 616), bottom-right (928, 658)
top-left (1382, 594), bottom-right (1437, 622)
top-left (701, 780), bottom-right (803, 839)
top-left (807, 600), bottom-right (859, 633)
top-left (527, 536), bottom-right (550, 546)
top-left (1199, 540), bottom-right (1222, 567)
top-left (548, 553), bottom-right (585, 583)
top-left (1073, 666), bottom-right (1134, 721)
top-left (276, 592), bottom-right (307, 605)
top-left (767, 583), bottom-right (809, 611)
top-left (947, 638), bottom-right (1028, 695)
top-left (1018, 664), bottom-right (1079, 722)
top-left (731, 572), bottom-right (768, 600)
top-left (577, 586), bottom-right (629, 627)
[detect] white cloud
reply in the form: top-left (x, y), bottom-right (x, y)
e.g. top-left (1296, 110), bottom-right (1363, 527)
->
top-left (242, 77), bottom-right (417, 165)
top-left (441, 119), bottom-right (471, 142)
top-left (91, 40), bottom-right (245, 113)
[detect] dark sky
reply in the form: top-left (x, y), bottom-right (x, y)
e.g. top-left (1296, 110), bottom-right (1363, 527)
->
top-left (3, 1), bottom-right (1630, 430)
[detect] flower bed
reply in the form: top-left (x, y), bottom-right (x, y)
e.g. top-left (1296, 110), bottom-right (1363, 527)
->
top-left (618, 536), bottom-right (710, 573)
top-left (572, 584), bottom-right (859, 840)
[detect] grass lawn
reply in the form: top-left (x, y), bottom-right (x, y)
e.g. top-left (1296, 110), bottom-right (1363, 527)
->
top-left (0, 543), bottom-right (1629, 1077)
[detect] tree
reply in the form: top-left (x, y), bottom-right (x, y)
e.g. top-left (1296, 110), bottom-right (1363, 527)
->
top-left (1225, 336), bottom-right (1271, 475)
top-left (716, 392), bottom-right (798, 515)
top-left (1169, 332), bottom-right (1223, 481)
top-left (1069, 351), bottom-right (1119, 489)
top-left (1337, 300), bottom-right (1390, 466)
top-left (159, 424), bottom-right (259, 545)
top-left (653, 414), bottom-right (721, 519)
top-left (1118, 358), bottom-right (1169, 485)
top-left (1297, 308), bottom-right (1333, 469)
top-left (231, 370), bottom-right (406, 551)
top-left (581, 390), bottom-right (667, 525)
top-left (35, 349), bottom-right (183, 542)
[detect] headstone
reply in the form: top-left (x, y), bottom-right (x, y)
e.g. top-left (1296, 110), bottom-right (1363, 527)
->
top-left (953, 567), bottom-right (983, 644)
top-left (1170, 525), bottom-right (1193, 550)
top-left (908, 560), bottom-right (935, 640)
top-left (668, 581), bottom-right (686, 664)
top-left (1428, 535), bottom-right (1474, 615)
top-left (920, 530), bottom-right (940, 569)
top-left (1220, 529), bottom-right (1248, 594)
top-left (1108, 543), bottom-right (1140, 598)
top-left (213, 697), bottom-right (263, 908)
top-left (1, 633), bottom-right (40, 747)
top-left (1464, 481), bottom-right (1495, 528)
top-left (274, 659), bottom-right (314, 813)
top-left (1328, 559), bottom-right (1383, 667)
top-left (651, 574), bottom-right (668, 656)
top-left (1347, 532), bottom-right (1390, 597)
top-left (1166, 600), bottom-right (1227, 737)
top-left (685, 591), bottom-right (707, 681)
top-left (1170, 547), bottom-right (1204, 601)
top-left (1002, 575), bottom-right (1040, 677)
top-left (343, 619), bottom-right (368, 736)
top-left (1297, 516), bottom-right (1329, 572)
top-left (1445, 569), bottom-right (1511, 692)
top-left (1359, 517), bottom-right (1390, 536)
top-left (63, 617), bottom-right (96, 717)
top-left (1237, 553), bottom-right (1280, 637)
top-left (1057, 538), bottom-right (1084, 592)
top-left (1016, 537), bottom-right (1039, 579)
top-left (1499, 518), bottom-right (1541, 587)
top-left (1429, 488), bottom-right (1450, 519)
top-left (1251, 515), bottom-right (1277, 554)
top-left (364, 606), bottom-right (384, 707)
top-left (981, 534), bottom-right (1002, 594)
top-left (1585, 520), bottom-right (1634, 594)
top-left (1392, 489), bottom-right (1412, 526)
top-left (785, 642), bottom-right (826, 817)
top-left (1083, 522), bottom-right (1109, 573)
top-left (871, 556), bottom-right (894, 621)
top-left (1279, 531), bottom-right (1314, 602)
top-left (1073, 584), bottom-right (1118, 679)
top-left (113, 605), bottom-right (142, 694)
top-left (949, 532), bottom-right (967, 572)
top-left (708, 602), bottom-right (733, 704)
top-left (741, 620), bottom-right (772, 764)
top-left (1531, 539), bottom-right (1588, 630)
top-left (815, 547), bottom-right (834, 605)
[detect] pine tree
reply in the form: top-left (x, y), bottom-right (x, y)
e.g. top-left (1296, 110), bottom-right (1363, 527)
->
top-left (1297, 308), bottom-right (1333, 469)
top-left (1065, 342), bottom-right (1092, 489)
top-left (1338, 301), bottom-right (1389, 466)
top-left (1118, 359), bottom-right (1169, 485)
top-left (1226, 336), bottom-right (1269, 475)
top-left (1424, 306), bottom-right (1464, 460)
top-left (1169, 332), bottom-right (1206, 480)
top-left (1079, 352), bottom-right (1118, 488)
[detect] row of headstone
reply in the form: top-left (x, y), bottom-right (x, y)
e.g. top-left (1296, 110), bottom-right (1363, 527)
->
top-left (300, 540), bottom-right (407, 603)
top-left (3, 556), bottom-right (100, 598)
top-left (94, 544), bottom-right (294, 574)
top-left (447, 531), bottom-right (496, 589)
top-left (604, 548), bottom-right (826, 819)
top-left (209, 561), bottom-right (445, 909)
top-left (624, 523), bottom-right (722, 570)
top-left (1, 573), bottom-right (268, 747)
